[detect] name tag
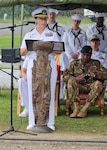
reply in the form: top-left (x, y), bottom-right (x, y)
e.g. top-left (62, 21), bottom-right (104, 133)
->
top-left (45, 32), bottom-right (53, 36)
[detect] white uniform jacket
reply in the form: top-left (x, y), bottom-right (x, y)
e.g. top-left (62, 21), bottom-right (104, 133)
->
top-left (63, 27), bottom-right (87, 63)
top-left (47, 22), bottom-right (65, 41)
top-left (86, 24), bottom-right (107, 53)
top-left (91, 50), bottom-right (107, 68)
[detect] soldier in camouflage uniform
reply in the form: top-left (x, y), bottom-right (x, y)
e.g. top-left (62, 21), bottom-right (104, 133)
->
top-left (63, 45), bottom-right (107, 118)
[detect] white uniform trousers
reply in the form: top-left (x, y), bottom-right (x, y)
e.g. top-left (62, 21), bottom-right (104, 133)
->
top-left (47, 57), bottom-right (57, 127)
top-left (26, 54), bottom-right (57, 128)
top-left (27, 57), bottom-right (35, 127)
top-left (18, 78), bottom-right (28, 108)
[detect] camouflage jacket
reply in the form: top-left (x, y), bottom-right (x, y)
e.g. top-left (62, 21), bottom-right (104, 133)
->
top-left (63, 59), bottom-right (107, 83)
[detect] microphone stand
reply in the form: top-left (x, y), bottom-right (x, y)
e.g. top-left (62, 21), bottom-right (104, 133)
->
top-left (0, 22), bottom-right (30, 30)
top-left (0, 6), bottom-right (37, 137)
top-left (0, 68), bottom-right (18, 80)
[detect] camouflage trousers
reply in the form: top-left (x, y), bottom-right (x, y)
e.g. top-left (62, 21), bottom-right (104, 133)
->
top-left (67, 78), bottom-right (105, 103)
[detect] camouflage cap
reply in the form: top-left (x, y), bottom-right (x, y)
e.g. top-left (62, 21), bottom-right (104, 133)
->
top-left (81, 46), bottom-right (92, 54)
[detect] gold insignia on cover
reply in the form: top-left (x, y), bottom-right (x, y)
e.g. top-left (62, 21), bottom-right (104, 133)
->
top-left (42, 10), bottom-right (47, 15)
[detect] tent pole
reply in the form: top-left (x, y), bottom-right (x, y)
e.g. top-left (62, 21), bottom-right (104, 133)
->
top-left (9, 6), bottom-right (15, 132)
top-left (20, 4), bottom-right (24, 46)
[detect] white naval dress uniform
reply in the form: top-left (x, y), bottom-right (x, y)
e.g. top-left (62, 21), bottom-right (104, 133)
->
top-left (91, 50), bottom-right (107, 68)
top-left (47, 22), bottom-right (65, 41)
top-left (91, 50), bottom-right (107, 90)
top-left (20, 27), bottom-right (59, 129)
top-left (63, 28), bottom-right (87, 63)
top-left (86, 24), bottom-right (107, 65)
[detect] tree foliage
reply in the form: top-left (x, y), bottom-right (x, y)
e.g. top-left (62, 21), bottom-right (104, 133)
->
top-left (0, 5), bottom-right (32, 19)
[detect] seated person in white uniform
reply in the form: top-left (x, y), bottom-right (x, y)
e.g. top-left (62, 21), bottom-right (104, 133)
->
top-left (18, 57), bottom-right (29, 117)
top-left (90, 35), bottom-right (107, 68)
top-left (90, 34), bottom-right (107, 93)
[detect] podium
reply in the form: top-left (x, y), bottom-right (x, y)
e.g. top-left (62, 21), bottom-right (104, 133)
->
top-left (27, 41), bottom-right (54, 132)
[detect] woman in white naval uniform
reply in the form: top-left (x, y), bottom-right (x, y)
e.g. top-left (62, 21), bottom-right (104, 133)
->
top-left (63, 14), bottom-right (87, 64)
top-left (20, 7), bottom-right (59, 130)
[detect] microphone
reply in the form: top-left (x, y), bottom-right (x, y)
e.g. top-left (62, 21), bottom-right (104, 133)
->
top-left (82, 64), bottom-right (85, 73)
top-left (27, 21), bottom-right (35, 24)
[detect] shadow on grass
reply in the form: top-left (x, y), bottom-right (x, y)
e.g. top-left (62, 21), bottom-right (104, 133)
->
top-left (58, 99), bottom-right (107, 117)
top-left (56, 99), bottom-right (107, 133)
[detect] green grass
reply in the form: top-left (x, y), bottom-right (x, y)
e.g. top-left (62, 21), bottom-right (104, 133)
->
top-left (56, 100), bottom-right (107, 135)
top-left (57, 15), bottom-right (93, 25)
top-left (0, 34), bottom-right (23, 49)
top-left (0, 15), bottom-right (94, 25)
top-left (0, 89), bottom-right (107, 136)
top-left (0, 89), bottom-right (28, 131)
top-left (0, 17), bottom-right (34, 24)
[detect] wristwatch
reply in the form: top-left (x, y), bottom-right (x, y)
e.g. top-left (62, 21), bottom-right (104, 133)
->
top-left (93, 74), bottom-right (96, 79)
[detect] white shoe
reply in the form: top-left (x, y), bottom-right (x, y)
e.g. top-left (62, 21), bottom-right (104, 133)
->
top-left (48, 125), bottom-right (55, 131)
top-left (19, 107), bottom-right (28, 117)
top-left (105, 87), bottom-right (107, 92)
top-left (104, 102), bottom-right (107, 105)
top-left (26, 125), bottom-right (35, 130)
